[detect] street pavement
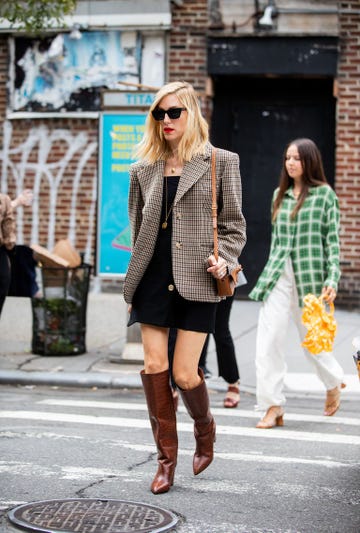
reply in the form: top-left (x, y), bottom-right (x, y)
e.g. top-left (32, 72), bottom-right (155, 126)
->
top-left (0, 292), bottom-right (359, 401)
top-left (1, 293), bottom-right (359, 533)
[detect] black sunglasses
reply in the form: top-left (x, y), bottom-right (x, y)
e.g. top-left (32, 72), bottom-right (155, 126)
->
top-left (151, 107), bottom-right (186, 121)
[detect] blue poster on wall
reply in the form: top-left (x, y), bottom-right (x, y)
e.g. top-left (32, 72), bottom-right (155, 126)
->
top-left (14, 31), bottom-right (141, 112)
top-left (97, 112), bottom-right (147, 277)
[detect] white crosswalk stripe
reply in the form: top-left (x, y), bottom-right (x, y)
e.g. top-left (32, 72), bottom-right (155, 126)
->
top-left (1, 392), bottom-right (359, 533)
top-left (38, 399), bottom-right (360, 426)
top-left (2, 408), bottom-right (359, 446)
top-left (1, 398), bottom-right (360, 446)
top-left (0, 431), bottom-right (356, 470)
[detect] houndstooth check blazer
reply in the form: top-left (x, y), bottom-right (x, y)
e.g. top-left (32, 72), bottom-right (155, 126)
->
top-left (123, 142), bottom-right (246, 304)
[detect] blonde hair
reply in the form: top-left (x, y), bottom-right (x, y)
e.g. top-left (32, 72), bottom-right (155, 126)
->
top-left (134, 81), bottom-right (209, 163)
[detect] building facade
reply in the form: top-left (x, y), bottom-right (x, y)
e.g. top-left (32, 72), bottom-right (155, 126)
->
top-left (0, 0), bottom-right (359, 308)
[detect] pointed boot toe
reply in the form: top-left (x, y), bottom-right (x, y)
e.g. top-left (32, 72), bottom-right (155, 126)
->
top-left (193, 420), bottom-right (216, 475)
top-left (151, 464), bottom-right (175, 494)
top-left (180, 369), bottom-right (216, 476)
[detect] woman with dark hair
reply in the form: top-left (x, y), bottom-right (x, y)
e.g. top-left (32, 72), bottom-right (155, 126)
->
top-left (124, 81), bottom-right (246, 493)
top-left (250, 138), bottom-right (345, 428)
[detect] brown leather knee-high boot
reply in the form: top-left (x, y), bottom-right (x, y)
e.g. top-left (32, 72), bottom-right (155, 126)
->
top-left (141, 369), bottom-right (178, 494)
top-left (179, 369), bottom-right (216, 475)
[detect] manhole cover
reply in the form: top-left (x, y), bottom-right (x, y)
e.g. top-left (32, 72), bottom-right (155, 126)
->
top-left (8, 498), bottom-right (179, 533)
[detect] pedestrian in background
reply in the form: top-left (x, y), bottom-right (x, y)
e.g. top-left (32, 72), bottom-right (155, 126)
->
top-left (199, 293), bottom-right (241, 408)
top-left (250, 138), bottom-right (345, 428)
top-left (11, 189), bottom-right (33, 209)
top-left (124, 81), bottom-right (246, 493)
top-left (0, 189), bottom-right (33, 317)
top-left (198, 269), bottom-right (248, 408)
top-left (0, 193), bottom-right (15, 317)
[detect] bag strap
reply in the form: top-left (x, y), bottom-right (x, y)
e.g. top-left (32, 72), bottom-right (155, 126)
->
top-left (211, 148), bottom-right (218, 261)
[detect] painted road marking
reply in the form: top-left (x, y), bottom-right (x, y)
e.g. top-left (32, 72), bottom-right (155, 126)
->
top-left (0, 441), bottom-right (357, 470)
top-left (1, 410), bottom-right (359, 445)
top-left (38, 399), bottom-right (360, 427)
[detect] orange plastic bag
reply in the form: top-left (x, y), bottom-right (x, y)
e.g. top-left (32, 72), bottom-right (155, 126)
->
top-left (301, 293), bottom-right (337, 355)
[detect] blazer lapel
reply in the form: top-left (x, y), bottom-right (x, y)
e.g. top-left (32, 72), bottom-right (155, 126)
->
top-left (138, 159), bottom-right (165, 227)
top-left (174, 147), bottom-right (211, 205)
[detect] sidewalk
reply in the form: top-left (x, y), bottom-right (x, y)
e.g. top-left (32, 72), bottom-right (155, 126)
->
top-left (0, 293), bottom-right (359, 398)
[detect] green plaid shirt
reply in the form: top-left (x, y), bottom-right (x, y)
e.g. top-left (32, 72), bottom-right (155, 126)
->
top-left (249, 184), bottom-right (340, 306)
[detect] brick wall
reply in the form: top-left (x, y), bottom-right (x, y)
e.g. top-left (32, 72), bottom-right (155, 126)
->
top-left (336, 1), bottom-right (360, 308)
top-left (0, 38), bottom-right (6, 118)
top-left (0, 1), bottom-right (359, 307)
top-left (0, 106), bottom-right (99, 263)
top-left (0, 2), bottom-right (210, 279)
top-left (0, 34), bottom-right (99, 258)
top-left (169, 0), bottom-right (208, 94)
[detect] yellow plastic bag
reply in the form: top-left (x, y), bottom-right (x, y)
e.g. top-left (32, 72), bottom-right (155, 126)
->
top-left (301, 293), bottom-right (337, 355)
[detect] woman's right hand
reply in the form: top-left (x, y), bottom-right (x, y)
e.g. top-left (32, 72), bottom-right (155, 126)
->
top-left (207, 254), bottom-right (228, 279)
top-left (128, 305), bottom-right (132, 313)
top-left (321, 286), bottom-right (336, 304)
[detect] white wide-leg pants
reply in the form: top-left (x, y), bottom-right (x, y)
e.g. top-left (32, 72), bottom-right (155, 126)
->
top-left (255, 257), bottom-right (344, 410)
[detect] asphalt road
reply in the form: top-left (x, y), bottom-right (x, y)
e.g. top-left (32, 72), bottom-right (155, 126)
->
top-left (0, 384), bottom-right (359, 533)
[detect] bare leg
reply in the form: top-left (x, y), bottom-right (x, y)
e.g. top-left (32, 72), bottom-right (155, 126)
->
top-left (172, 329), bottom-right (207, 390)
top-left (141, 324), bottom-right (169, 374)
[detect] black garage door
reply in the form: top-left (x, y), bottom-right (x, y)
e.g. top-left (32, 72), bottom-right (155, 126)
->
top-left (210, 77), bottom-right (336, 296)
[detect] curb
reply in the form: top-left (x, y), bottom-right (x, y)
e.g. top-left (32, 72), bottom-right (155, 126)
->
top-left (0, 370), bottom-right (358, 399)
top-left (0, 370), bottom-right (143, 389)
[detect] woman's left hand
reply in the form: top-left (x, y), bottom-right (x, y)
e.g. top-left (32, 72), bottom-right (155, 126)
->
top-left (321, 286), bottom-right (337, 303)
top-left (11, 189), bottom-right (33, 209)
top-left (207, 254), bottom-right (228, 279)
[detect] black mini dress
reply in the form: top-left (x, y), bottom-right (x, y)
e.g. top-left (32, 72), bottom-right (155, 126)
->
top-left (128, 175), bottom-right (217, 333)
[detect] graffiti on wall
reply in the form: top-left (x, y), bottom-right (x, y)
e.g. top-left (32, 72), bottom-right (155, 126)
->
top-left (0, 120), bottom-right (97, 263)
